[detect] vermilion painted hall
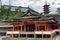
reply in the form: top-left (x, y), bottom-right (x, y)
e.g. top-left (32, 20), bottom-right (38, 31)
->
top-left (2, 4), bottom-right (60, 38)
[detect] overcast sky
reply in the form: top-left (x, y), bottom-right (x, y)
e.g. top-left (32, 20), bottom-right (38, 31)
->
top-left (1, 0), bottom-right (60, 13)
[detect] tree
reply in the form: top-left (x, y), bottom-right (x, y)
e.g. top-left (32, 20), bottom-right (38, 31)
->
top-left (7, 6), bottom-right (23, 19)
top-left (0, 6), bottom-right (23, 21)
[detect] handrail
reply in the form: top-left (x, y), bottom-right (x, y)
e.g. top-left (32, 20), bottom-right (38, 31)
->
top-left (34, 30), bottom-right (59, 34)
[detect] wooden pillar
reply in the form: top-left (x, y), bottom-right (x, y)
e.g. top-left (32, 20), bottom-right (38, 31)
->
top-left (12, 24), bottom-right (15, 38)
top-left (18, 34), bottom-right (20, 40)
top-left (20, 25), bottom-right (22, 38)
top-left (28, 25), bottom-right (29, 32)
top-left (13, 25), bottom-right (14, 31)
top-left (19, 26), bottom-right (21, 37)
top-left (35, 24), bottom-right (37, 31)
top-left (58, 25), bottom-right (59, 30)
top-left (24, 25), bottom-right (26, 32)
top-left (18, 33), bottom-right (20, 38)
top-left (45, 24), bottom-right (47, 38)
top-left (58, 25), bottom-right (60, 35)
top-left (46, 23), bottom-right (48, 31)
top-left (18, 25), bottom-right (20, 38)
top-left (26, 33), bottom-right (27, 40)
top-left (50, 24), bottom-right (52, 30)
top-left (42, 31), bottom-right (43, 39)
top-left (57, 25), bottom-right (60, 30)
top-left (45, 24), bottom-right (47, 31)
top-left (38, 25), bottom-right (39, 31)
top-left (34, 33), bottom-right (36, 40)
top-left (6, 33), bottom-right (7, 36)
top-left (51, 34), bottom-right (52, 40)
top-left (21, 25), bottom-right (22, 32)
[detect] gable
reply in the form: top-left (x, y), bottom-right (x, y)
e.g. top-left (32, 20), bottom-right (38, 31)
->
top-left (25, 10), bottom-right (37, 16)
top-left (21, 10), bottom-right (39, 17)
top-left (16, 7), bottom-right (42, 19)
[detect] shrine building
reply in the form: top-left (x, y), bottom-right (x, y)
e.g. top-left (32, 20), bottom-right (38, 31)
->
top-left (1, 3), bottom-right (60, 38)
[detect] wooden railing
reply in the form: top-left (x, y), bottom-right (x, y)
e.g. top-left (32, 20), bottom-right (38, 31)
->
top-left (34, 29), bottom-right (60, 34)
top-left (6, 29), bottom-right (60, 34)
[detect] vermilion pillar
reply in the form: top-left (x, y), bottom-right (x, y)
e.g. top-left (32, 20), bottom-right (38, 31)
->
top-left (38, 25), bottom-right (39, 31)
top-left (45, 24), bottom-right (47, 31)
top-left (35, 24), bottom-right (37, 31)
top-left (24, 25), bottom-right (26, 31)
top-left (13, 24), bottom-right (15, 31)
top-left (58, 24), bottom-right (60, 30)
top-left (21, 25), bottom-right (22, 32)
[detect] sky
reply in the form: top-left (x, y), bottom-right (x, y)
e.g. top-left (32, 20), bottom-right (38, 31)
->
top-left (1, 0), bottom-right (60, 13)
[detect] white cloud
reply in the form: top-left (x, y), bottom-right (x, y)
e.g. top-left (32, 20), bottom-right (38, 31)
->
top-left (1, 0), bottom-right (9, 5)
top-left (1, 0), bottom-right (29, 7)
top-left (1, 0), bottom-right (60, 13)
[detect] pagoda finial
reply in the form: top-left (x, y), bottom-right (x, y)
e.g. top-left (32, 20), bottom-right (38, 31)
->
top-left (45, 0), bottom-right (47, 5)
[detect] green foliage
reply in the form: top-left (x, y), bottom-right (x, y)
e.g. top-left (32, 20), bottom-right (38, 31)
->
top-left (0, 6), bottom-right (23, 21)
